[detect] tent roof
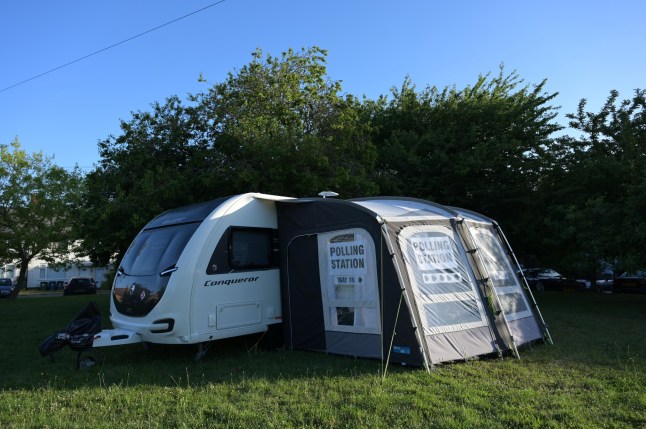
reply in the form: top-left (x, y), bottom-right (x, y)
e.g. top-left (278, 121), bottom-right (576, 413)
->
top-left (351, 197), bottom-right (458, 219)
top-left (448, 206), bottom-right (495, 224)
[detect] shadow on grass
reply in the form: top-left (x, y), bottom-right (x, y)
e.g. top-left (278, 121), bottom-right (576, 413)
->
top-left (1, 294), bottom-right (402, 390)
top-left (21, 337), bottom-right (403, 391)
top-left (2, 290), bottom-right (645, 391)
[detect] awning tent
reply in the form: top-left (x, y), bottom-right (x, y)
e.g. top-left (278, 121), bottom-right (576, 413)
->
top-left (276, 197), bottom-right (549, 369)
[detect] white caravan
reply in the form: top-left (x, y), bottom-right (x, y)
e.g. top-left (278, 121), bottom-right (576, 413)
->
top-left (93, 193), bottom-right (289, 357)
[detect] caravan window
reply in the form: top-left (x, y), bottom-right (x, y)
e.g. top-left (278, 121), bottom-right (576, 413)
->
top-left (229, 227), bottom-right (275, 269)
top-left (121, 223), bottom-right (200, 276)
top-left (207, 227), bottom-right (278, 274)
top-left (114, 222), bottom-right (202, 317)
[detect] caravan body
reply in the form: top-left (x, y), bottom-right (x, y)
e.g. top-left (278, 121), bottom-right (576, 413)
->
top-left (94, 193), bottom-right (289, 348)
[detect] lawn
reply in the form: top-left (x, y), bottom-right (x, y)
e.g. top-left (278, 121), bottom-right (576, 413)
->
top-left (0, 292), bottom-right (644, 428)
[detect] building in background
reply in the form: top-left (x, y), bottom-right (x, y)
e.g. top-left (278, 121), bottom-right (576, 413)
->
top-left (2, 250), bottom-right (113, 290)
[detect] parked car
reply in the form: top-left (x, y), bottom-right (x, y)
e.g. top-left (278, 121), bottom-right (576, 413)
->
top-left (577, 269), bottom-right (615, 293)
top-left (0, 278), bottom-right (14, 298)
top-left (613, 271), bottom-right (646, 294)
top-left (63, 277), bottom-right (97, 296)
top-left (592, 279), bottom-right (614, 293)
top-left (594, 269), bottom-right (615, 293)
top-left (520, 268), bottom-right (587, 292)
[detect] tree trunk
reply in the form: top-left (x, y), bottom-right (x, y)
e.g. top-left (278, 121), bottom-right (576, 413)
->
top-left (8, 261), bottom-right (29, 300)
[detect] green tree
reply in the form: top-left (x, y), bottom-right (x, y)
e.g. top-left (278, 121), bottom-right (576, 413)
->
top-left (539, 89), bottom-right (646, 274)
top-left (0, 139), bottom-right (84, 297)
top-left (368, 69), bottom-right (562, 253)
top-left (193, 47), bottom-right (377, 197)
top-left (78, 95), bottom-right (211, 265)
top-left (79, 47), bottom-right (377, 265)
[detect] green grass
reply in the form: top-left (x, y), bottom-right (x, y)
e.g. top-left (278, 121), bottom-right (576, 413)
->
top-left (1, 292), bottom-right (645, 428)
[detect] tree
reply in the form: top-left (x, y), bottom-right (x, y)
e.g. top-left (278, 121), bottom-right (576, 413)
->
top-left (368, 68), bottom-right (562, 253)
top-left (192, 47), bottom-right (377, 197)
top-left (0, 139), bottom-right (84, 297)
top-left (78, 95), bottom-right (212, 265)
top-left (80, 47), bottom-right (378, 265)
top-left (538, 89), bottom-right (646, 274)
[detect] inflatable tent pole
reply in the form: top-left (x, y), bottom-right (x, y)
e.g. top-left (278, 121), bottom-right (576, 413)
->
top-left (380, 221), bottom-right (432, 372)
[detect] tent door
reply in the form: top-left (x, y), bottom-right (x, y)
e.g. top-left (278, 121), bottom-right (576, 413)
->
top-left (285, 234), bottom-right (326, 351)
top-left (454, 219), bottom-right (520, 357)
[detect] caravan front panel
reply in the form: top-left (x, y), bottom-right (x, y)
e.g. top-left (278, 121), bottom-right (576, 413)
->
top-left (113, 197), bottom-right (228, 320)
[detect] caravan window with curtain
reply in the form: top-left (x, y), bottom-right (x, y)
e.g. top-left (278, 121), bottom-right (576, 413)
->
top-left (206, 227), bottom-right (278, 274)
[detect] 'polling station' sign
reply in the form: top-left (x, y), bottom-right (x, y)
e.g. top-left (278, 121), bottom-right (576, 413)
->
top-left (410, 235), bottom-right (457, 271)
top-left (327, 239), bottom-right (367, 274)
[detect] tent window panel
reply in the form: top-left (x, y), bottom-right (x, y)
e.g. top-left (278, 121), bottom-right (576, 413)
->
top-left (398, 224), bottom-right (490, 334)
top-left (423, 299), bottom-right (482, 328)
top-left (468, 224), bottom-right (534, 321)
top-left (318, 229), bottom-right (382, 335)
top-left (331, 307), bottom-right (379, 328)
top-left (497, 291), bottom-right (532, 320)
top-left (471, 229), bottom-right (517, 288)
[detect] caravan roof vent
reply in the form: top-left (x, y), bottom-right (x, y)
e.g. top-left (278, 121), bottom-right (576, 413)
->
top-left (318, 191), bottom-right (339, 198)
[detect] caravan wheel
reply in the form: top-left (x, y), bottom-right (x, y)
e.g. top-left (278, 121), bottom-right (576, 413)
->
top-left (195, 341), bottom-right (213, 362)
top-left (535, 282), bottom-right (545, 292)
top-left (79, 356), bottom-right (96, 369)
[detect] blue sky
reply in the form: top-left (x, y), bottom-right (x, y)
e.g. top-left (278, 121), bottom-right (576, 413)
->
top-left (1, 0), bottom-right (644, 170)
